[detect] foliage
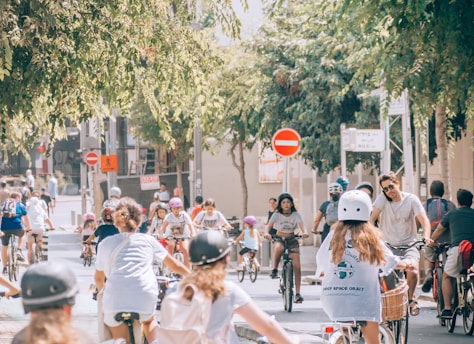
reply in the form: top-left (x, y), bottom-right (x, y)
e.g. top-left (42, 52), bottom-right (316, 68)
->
top-left (0, 0), bottom-right (246, 157)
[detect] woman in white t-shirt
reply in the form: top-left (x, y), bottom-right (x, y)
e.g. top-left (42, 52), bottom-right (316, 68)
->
top-left (161, 230), bottom-right (299, 344)
top-left (94, 197), bottom-right (189, 344)
top-left (316, 190), bottom-right (414, 344)
top-left (264, 193), bottom-right (309, 303)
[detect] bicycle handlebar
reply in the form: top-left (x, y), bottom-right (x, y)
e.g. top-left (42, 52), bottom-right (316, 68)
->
top-left (386, 239), bottom-right (425, 251)
top-left (165, 235), bottom-right (191, 241)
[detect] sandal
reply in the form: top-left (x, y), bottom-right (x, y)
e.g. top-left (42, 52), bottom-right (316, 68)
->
top-left (409, 299), bottom-right (420, 316)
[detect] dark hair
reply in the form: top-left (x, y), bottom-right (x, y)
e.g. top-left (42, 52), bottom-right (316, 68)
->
top-left (378, 171), bottom-right (399, 186)
top-left (269, 197), bottom-right (277, 202)
top-left (277, 193), bottom-right (297, 213)
top-left (204, 198), bottom-right (216, 208)
top-left (195, 195), bottom-right (203, 203)
top-left (429, 180), bottom-right (444, 197)
top-left (457, 189), bottom-right (473, 207)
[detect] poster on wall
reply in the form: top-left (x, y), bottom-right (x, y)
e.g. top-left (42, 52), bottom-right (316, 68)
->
top-left (258, 142), bottom-right (283, 183)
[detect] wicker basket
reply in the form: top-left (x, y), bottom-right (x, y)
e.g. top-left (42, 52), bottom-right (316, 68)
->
top-left (381, 280), bottom-right (408, 321)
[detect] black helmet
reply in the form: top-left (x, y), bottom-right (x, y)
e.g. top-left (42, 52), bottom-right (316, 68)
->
top-left (21, 261), bottom-right (78, 313)
top-left (189, 230), bottom-right (232, 266)
top-left (278, 192), bottom-right (293, 204)
top-left (355, 181), bottom-right (374, 196)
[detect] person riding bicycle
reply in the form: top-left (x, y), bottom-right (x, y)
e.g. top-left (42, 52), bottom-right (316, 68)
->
top-left (160, 197), bottom-right (195, 268)
top-left (25, 192), bottom-right (53, 265)
top-left (161, 230), bottom-right (299, 343)
top-left (77, 212), bottom-right (97, 259)
top-left (421, 180), bottom-right (456, 292)
top-left (85, 207), bottom-right (119, 254)
top-left (312, 182), bottom-right (343, 243)
top-left (233, 215), bottom-right (261, 271)
top-left (149, 202), bottom-right (167, 235)
top-left (430, 188), bottom-right (474, 318)
top-left (1, 191), bottom-right (29, 272)
top-left (94, 197), bottom-right (189, 343)
top-left (12, 261), bottom-right (95, 344)
top-left (316, 190), bottom-right (414, 344)
top-left (102, 186), bottom-right (121, 210)
top-left (369, 171), bottom-right (432, 316)
top-left (264, 192), bottom-right (309, 303)
top-left (193, 198), bottom-right (233, 232)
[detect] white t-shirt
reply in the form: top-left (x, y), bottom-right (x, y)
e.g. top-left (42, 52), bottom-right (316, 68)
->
top-left (162, 211), bottom-right (193, 236)
top-left (316, 230), bottom-right (399, 323)
top-left (374, 192), bottom-right (426, 245)
top-left (206, 281), bottom-right (251, 343)
top-left (95, 232), bottom-right (168, 315)
top-left (194, 210), bottom-right (229, 229)
top-left (269, 212), bottom-right (303, 234)
top-left (26, 197), bottom-right (48, 230)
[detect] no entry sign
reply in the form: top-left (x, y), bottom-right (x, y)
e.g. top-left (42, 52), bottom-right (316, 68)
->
top-left (272, 128), bottom-right (301, 157)
top-left (84, 151), bottom-right (99, 166)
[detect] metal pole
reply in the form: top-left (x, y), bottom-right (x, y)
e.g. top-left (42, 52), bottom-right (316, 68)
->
top-left (194, 125), bottom-right (202, 198)
top-left (340, 123), bottom-right (347, 177)
top-left (401, 90), bottom-right (415, 193)
top-left (80, 122), bottom-right (87, 215)
top-left (282, 157), bottom-right (288, 193)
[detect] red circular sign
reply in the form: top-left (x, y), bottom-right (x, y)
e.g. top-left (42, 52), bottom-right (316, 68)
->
top-left (272, 128), bottom-right (301, 157)
top-left (84, 151), bottom-right (99, 166)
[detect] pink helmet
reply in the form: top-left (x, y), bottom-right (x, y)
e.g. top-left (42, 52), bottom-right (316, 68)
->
top-left (243, 216), bottom-right (257, 226)
top-left (83, 212), bottom-right (96, 221)
top-left (168, 197), bottom-right (183, 209)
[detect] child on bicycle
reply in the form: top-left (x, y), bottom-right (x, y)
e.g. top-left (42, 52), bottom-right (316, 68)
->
top-left (264, 193), bottom-right (309, 303)
top-left (149, 202), bottom-right (168, 235)
top-left (160, 197), bottom-right (195, 268)
top-left (316, 190), bottom-right (414, 344)
top-left (77, 213), bottom-right (97, 259)
top-left (233, 215), bottom-right (261, 271)
top-left (193, 198), bottom-right (233, 233)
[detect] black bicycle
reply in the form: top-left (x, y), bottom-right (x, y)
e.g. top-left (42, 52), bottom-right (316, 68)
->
top-left (429, 242), bottom-right (451, 326)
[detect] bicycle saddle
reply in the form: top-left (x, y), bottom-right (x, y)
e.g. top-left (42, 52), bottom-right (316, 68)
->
top-left (114, 312), bottom-right (140, 322)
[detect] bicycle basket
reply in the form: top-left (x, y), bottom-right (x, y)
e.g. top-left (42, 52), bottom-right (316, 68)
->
top-left (381, 280), bottom-right (408, 321)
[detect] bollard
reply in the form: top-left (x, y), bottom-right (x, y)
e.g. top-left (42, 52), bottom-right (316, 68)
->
top-left (42, 234), bottom-right (48, 261)
top-left (71, 210), bottom-right (76, 226)
top-left (229, 242), bottom-right (237, 262)
top-left (77, 214), bottom-right (83, 227)
top-left (261, 239), bottom-right (271, 267)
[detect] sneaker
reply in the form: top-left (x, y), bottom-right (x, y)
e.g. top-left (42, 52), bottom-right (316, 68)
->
top-left (92, 290), bottom-right (98, 301)
top-left (80, 252), bottom-right (84, 259)
top-left (295, 293), bottom-right (304, 303)
top-left (421, 272), bottom-right (433, 293)
top-left (16, 250), bottom-right (25, 262)
top-left (236, 264), bottom-right (244, 271)
top-left (2, 267), bottom-right (7, 274)
top-left (270, 269), bottom-right (278, 279)
top-left (441, 309), bottom-right (452, 318)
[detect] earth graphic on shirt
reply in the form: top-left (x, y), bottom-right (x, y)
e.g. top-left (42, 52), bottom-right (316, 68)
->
top-left (334, 261), bottom-right (354, 279)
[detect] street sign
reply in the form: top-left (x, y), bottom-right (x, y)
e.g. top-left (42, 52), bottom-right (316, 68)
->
top-left (84, 151), bottom-right (99, 166)
top-left (342, 128), bottom-right (385, 152)
top-left (101, 154), bottom-right (118, 173)
top-left (272, 128), bottom-right (301, 158)
top-left (140, 174), bottom-right (160, 191)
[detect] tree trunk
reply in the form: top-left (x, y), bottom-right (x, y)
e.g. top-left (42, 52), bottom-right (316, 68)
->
top-left (176, 162), bottom-right (183, 201)
top-left (229, 140), bottom-right (248, 217)
top-left (435, 104), bottom-right (451, 199)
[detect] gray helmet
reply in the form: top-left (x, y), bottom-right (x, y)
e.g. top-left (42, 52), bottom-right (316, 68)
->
top-left (189, 230), bottom-right (232, 266)
top-left (110, 186), bottom-right (121, 197)
top-left (21, 261), bottom-right (78, 313)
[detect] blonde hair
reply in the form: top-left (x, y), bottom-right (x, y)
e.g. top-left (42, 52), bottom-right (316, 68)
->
top-left (180, 259), bottom-right (227, 302)
top-left (114, 197), bottom-right (142, 232)
top-left (330, 221), bottom-right (386, 266)
top-left (25, 307), bottom-right (80, 344)
top-left (247, 225), bottom-right (257, 238)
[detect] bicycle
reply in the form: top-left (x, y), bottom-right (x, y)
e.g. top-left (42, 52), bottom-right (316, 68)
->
top-left (114, 311), bottom-right (142, 344)
top-left (444, 267), bottom-right (474, 335)
top-left (165, 235), bottom-right (189, 278)
top-left (6, 235), bottom-right (20, 282)
top-left (236, 241), bottom-right (258, 283)
top-left (429, 242), bottom-right (451, 326)
top-left (82, 241), bottom-right (96, 267)
top-left (321, 320), bottom-right (396, 344)
top-left (385, 239), bottom-right (425, 344)
top-left (29, 233), bottom-right (43, 265)
top-left (273, 234), bottom-right (301, 313)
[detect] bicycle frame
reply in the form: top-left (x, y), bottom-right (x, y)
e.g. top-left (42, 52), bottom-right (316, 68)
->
top-left (276, 235), bottom-right (300, 313)
top-left (237, 242), bottom-right (258, 283)
top-left (446, 269), bottom-right (474, 335)
top-left (321, 321), bottom-right (396, 344)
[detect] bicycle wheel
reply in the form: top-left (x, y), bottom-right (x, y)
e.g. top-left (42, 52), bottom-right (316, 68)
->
top-left (435, 267), bottom-right (446, 326)
top-left (447, 310), bottom-right (457, 333)
top-left (327, 330), bottom-right (350, 344)
top-left (249, 261), bottom-right (258, 283)
top-left (462, 280), bottom-right (474, 335)
top-left (283, 262), bottom-right (293, 312)
top-left (7, 247), bottom-right (13, 282)
top-left (237, 267), bottom-right (245, 282)
top-left (379, 323), bottom-right (396, 344)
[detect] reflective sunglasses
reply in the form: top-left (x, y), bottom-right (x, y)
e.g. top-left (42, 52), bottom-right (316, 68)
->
top-left (382, 184), bottom-right (396, 193)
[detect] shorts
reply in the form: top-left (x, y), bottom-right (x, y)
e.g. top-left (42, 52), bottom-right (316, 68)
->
top-left (425, 231), bottom-right (450, 262)
top-left (27, 229), bottom-right (44, 244)
top-left (103, 311), bottom-right (154, 328)
top-left (274, 236), bottom-right (300, 254)
top-left (239, 247), bottom-right (257, 256)
top-left (444, 246), bottom-right (461, 278)
top-left (1, 229), bottom-right (24, 246)
top-left (388, 243), bottom-right (420, 262)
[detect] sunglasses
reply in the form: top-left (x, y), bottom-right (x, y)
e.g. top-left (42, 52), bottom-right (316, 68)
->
top-left (382, 184), bottom-right (396, 193)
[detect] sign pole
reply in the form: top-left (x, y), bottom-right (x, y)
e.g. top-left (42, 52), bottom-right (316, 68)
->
top-left (282, 157), bottom-right (288, 193)
top-left (272, 128), bottom-right (302, 194)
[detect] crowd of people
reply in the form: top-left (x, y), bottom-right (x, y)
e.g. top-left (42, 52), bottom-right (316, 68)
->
top-left (1, 171), bottom-right (473, 344)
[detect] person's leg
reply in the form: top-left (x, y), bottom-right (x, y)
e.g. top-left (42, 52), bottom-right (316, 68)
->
top-left (291, 253), bottom-right (302, 294)
top-left (142, 316), bottom-right (159, 343)
top-left (17, 233), bottom-right (25, 252)
top-left (271, 242), bottom-right (283, 278)
top-left (441, 247), bottom-right (460, 316)
top-left (27, 236), bottom-right (33, 265)
top-left (108, 323), bottom-right (130, 342)
top-left (1, 245), bottom-right (7, 271)
top-left (441, 273), bottom-right (454, 313)
top-left (0, 275), bottom-right (21, 296)
top-left (422, 247), bottom-right (436, 292)
top-left (360, 321), bottom-right (382, 344)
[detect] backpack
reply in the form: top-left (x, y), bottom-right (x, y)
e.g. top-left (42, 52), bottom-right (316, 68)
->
top-left (426, 198), bottom-right (449, 231)
top-left (156, 283), bottom-right (212, 344)
top-left (1, 199), bottom-right (17, 218)
top-left (324, 200), bottom-right (339, 226)
top-left (458, 240), bottom-right (474, 270)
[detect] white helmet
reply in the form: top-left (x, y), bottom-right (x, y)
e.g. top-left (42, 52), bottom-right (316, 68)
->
top-left (110, 186), bottom-right (121, 197)
top-left (328, 182), bottom-right (343, 195)
top-left (338, 190), bottom-right (372, 222)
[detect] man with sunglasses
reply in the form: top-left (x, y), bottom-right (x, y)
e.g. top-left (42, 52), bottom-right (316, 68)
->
top-left (369, 171), bottom-right (431, 316)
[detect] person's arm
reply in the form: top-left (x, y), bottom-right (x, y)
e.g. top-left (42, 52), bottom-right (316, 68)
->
top-left (22, 215), bottom-right (30, 231)
top-left (163, 254), bottom-right (190, 276)
top-left (0, 275), bottom-right (21, 298)
top-left (431, 223), bottom-right (446, 242)
top-left (297, 221), bottom-right (309, 238)
top-left (233, 231), bottom-right (244, 246)
top-left (416, 212), bottom-right (432, 243)
top-left (159, 221), bottom-right (168, 238)
top-left (369, 206), bottom-right (381, 226)
top-left (312, 210), bottom-right (324, 234)
top-left (236, 301), bottom-right (300, 344)
top-left (264, 220), bottom-right (275, 240)
top-left (94, 270), bottom-right (106, 291)
top-left (45, 218), bottom-right (53, 231)
top-left (86, 233), bottom-right (96, 244)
